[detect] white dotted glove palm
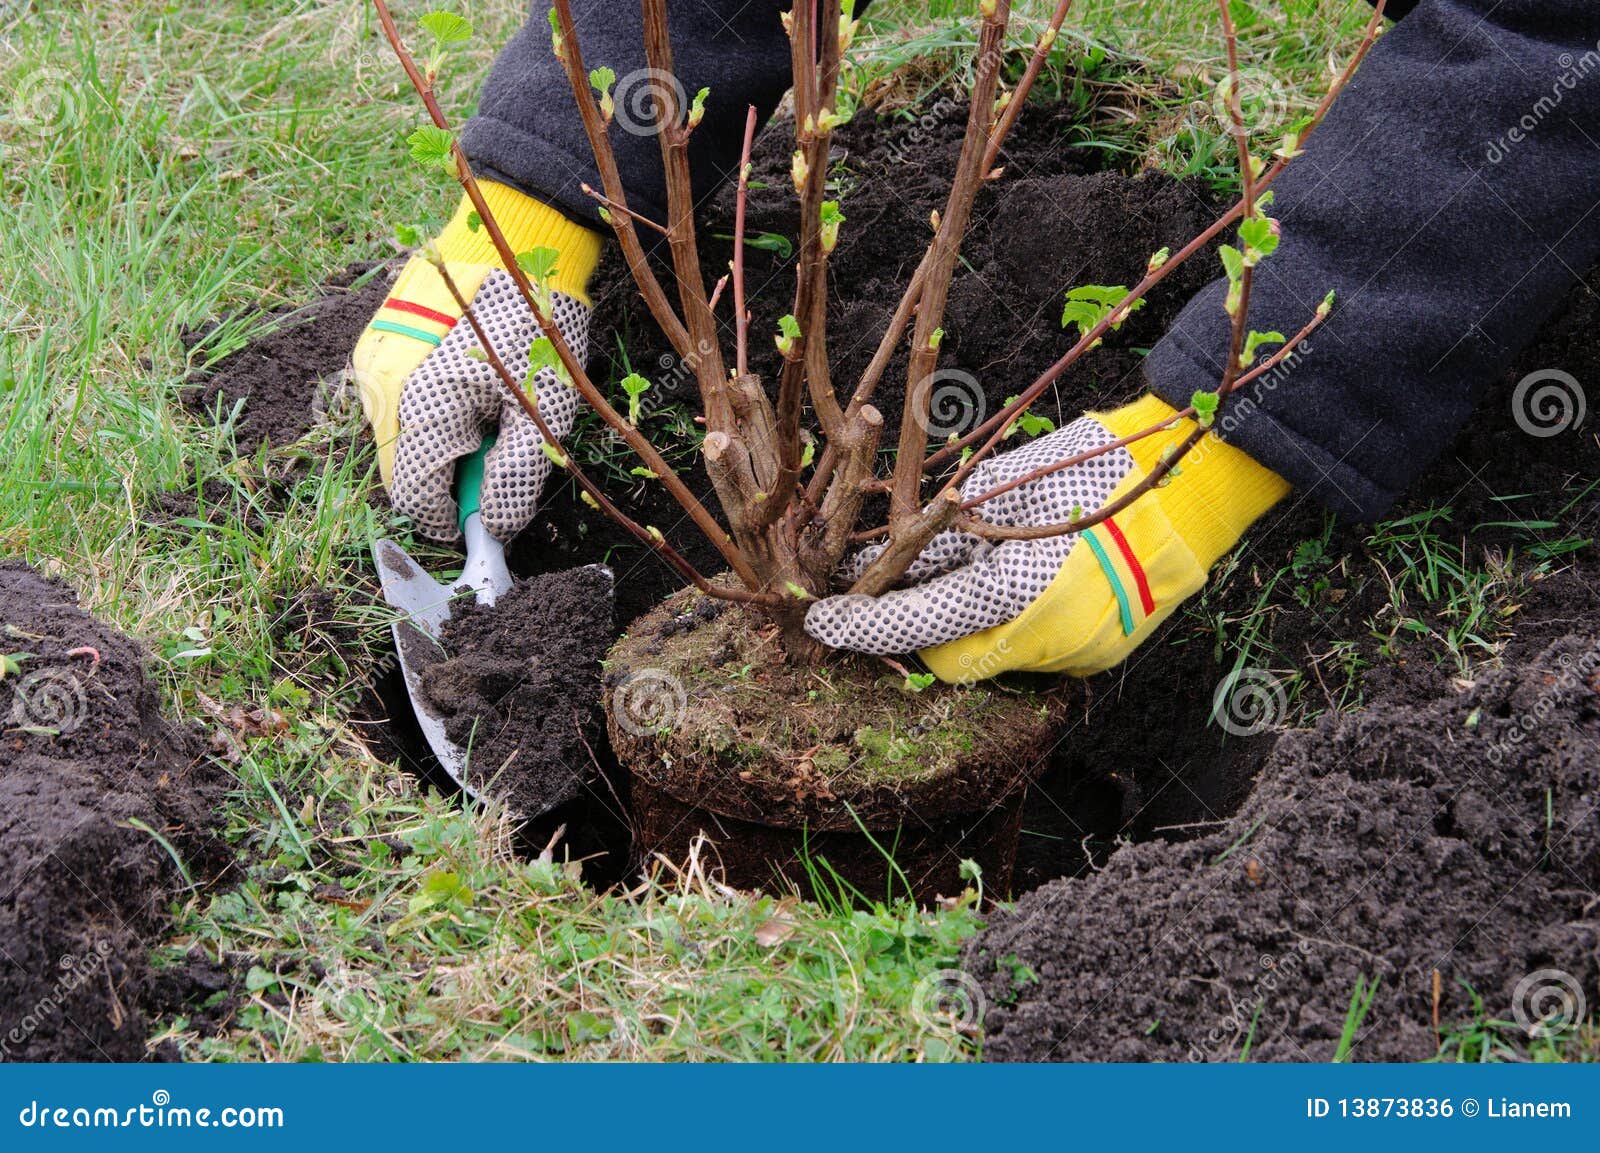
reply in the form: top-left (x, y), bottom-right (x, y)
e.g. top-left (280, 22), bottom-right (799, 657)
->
top-left (805, 418), bottom-right (1138, 655)
top-left (392, 271), bottom-right (589, 543)
top-left (803, 397), bottom-right (1288, 682)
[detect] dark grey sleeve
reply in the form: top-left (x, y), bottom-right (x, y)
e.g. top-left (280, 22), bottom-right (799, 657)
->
top-left (1144, 0), bottom-right (1600, 519)
top-left (461, 1), bottom-right (797, 228)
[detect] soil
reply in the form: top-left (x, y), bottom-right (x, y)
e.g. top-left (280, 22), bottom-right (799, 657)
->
top-left (417, 566), bottom-right (615, 820)
top-left (0, 562), bottom-right (229, 1062)
top-left (604, 581), bottom-right (1067, 900)
top-left (181, 262), bottom-right (393, 455)
top-left (969, 628), bottom-right (1600, 1062)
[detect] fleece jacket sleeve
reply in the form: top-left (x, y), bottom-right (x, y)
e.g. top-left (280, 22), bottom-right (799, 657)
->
top-left (461, 1), bottom-right (801, 229)
top-left (1144, 0), bottom-right (1600, 520)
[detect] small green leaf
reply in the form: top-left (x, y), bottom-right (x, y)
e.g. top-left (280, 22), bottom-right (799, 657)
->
top-left (420, 10), bottom-right (473, 47)
top-left (1219, 245), bottom-right (1245, 282)
top-left (516, 246), bottom-right (561, 284)
top-left (394, 222), bottom-right (424, 247)
top-left (1060, 284), bottom-right (1144, 344)
top-left (1191, 389), bottom-right (1220, 428)
top-left (784, 581), bottom-right (811, 601)
top-left (1317, 289), bottom-right (1336, 318)
top-left (547, 7), bottom-right (564, 56)
top-left (733, 231), bottom-right (793, 260)
top-left (589, 66), bottom-right (617, 120)
top-left (541, 442), bottom-right (569, 469)
top-left (1238, 215), bottom-right (1279, 264)
top-left (1001, 394), bottom-right (1055, 439)
top-left (465, 210), bottom-right (482, 233)
top-left (405, 126), bottom-right (456, 173)
top-left (1240, 329), bottom-right (1286, 368)
top-left (1146, 246), bottom-right (1171, 273)
top-left (580, 490), bottom-right (600, 510)
top-left (629, 466), bottom-right (659, 480)
top-left (799, 436), bottom-right (816, 468)
top-left (820, 200), bottom-right (845, 251)
top-left (775, 313), bottom-right (802, 356)
top-left (904, 672), bottom-right (937, 692)
top-left (620, 371), bottom-right (651, 425)
top-left (688, 86), bottom-right (710, 128)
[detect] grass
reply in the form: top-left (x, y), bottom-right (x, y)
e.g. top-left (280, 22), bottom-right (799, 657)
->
top-left (6, 0), bottom-right (1573, 1063)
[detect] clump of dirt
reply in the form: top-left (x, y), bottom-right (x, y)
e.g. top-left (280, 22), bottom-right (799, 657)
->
top-left (969, 631), bottom-right (1600, 1062)
top-left (182, 262), bottom-right (393, 454)
top-left (604, 580), bottom-right (1067, 899)
top-left (418, 566), bottom-right (615, 819)
top-left (0, 562), bottom-right (228, 1061)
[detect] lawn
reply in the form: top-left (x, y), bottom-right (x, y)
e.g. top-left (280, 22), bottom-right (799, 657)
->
top-left (12, 0), bottom-right (1583, 1063)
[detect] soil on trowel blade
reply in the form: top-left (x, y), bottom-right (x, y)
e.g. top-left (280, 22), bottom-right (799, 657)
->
top-left (969, 632), bottom-right (1600, 1062)
top-left (0, 562), bottom-right (227, 1061)
top-left (418, 566), bottom-right (614, 820)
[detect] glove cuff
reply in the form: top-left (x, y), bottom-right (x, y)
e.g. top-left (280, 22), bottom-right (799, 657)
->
top-left (1096, 393), bottom-right (1289, 570)
top-left (435, 183), bottom-right (603, 305)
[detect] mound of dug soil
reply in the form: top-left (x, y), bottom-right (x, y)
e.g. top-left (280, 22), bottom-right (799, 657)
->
top-left (181, 263), bottom-right (392, 454)
top-left (0, 563), bottom-right (227, 1061)
top-left (418, 566), bottom-right (615, 818)
top-left (968, 633), bottom-right (1600, 1062)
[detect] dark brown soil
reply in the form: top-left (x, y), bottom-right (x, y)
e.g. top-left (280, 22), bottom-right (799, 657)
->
top-left (969, 628), bottom-right (1600, 1062)
top-left (604, 581), bottom-right (1067, 900)
top-left (418, 566), bottom-right (614, 819)
top-left (0, 562), bottom-right (228, 1062)
top-left (181, 262), bottom-right (393, 455)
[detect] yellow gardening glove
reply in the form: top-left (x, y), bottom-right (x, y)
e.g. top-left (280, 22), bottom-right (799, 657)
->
top-left (350, 182), bottom-right (602, 541)
top-left (804, 394), bottom-right (1289, 681)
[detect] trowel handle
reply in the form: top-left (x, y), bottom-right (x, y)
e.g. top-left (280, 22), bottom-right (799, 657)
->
top-left (455, 434), bottom-right (495, 537)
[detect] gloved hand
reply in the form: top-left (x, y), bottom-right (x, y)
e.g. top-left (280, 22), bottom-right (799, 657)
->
top-left (351, 182), bottom-right (602, 542)
top-left (804, 395), bottom-right (1290, 681)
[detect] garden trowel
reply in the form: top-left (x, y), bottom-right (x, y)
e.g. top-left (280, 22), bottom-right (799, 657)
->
top-left (372, 437), bottom-right (506, 796)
